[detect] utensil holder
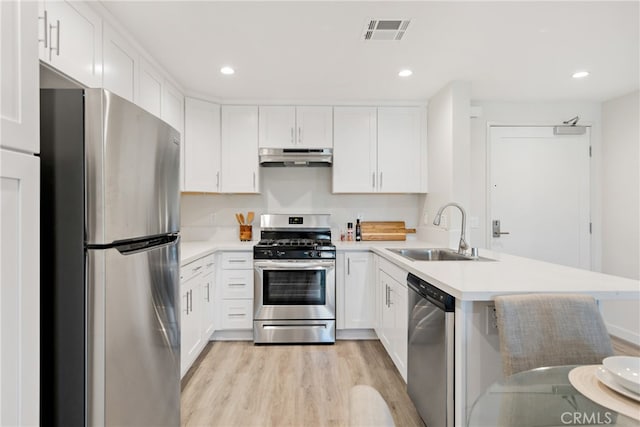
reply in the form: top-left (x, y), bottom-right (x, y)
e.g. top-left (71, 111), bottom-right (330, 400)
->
top-left (239, 225), bottom-right (252, 241)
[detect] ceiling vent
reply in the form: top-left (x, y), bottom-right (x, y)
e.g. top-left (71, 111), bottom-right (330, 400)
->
top-left (363, 19), bottom-right (410, 41)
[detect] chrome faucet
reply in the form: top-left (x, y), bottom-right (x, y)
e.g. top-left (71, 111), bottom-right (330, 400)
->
top-left (433, 202), bottom-right (469, 255)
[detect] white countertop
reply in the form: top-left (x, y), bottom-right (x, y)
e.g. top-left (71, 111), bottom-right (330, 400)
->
top-left (180, 239), bottom-right (640, 302)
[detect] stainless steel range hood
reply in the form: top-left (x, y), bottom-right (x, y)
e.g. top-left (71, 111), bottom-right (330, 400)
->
top-left (259, 148), bottom-right (332, 167)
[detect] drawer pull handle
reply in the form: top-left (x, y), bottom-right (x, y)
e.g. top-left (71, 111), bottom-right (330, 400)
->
top-left (228, 313), bottom-right (246, 317)
top-left (228, 283), bottom-right (246, 287)
top-left (228, 259), bottom-right (246, 263)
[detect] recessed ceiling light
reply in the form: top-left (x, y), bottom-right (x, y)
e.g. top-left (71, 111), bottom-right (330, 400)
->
top-left (572, 71), bottom-right (589, 79)
top-left (398, 69), bottom-right (413, 77)
top-left (220, 66), bottom-right (235, 75)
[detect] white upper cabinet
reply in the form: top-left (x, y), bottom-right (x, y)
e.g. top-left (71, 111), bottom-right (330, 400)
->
top-left (259, 106), bottom-right (332, 148)
top-left (1, 0), bottom-right (39, 153)
top-left (162, 80), bottom-right (184, 136)
top-left (137, 58), bottom-right (163, 118)
top-left (333, 107), bottom-right (377, 193)
top-left (377, 107), bottom-right (425, 193)
top-left (184, 98), bottom-right (221, 193)
top-left (221, 106), bottom-right (259, 193)
top-left (102, 23), bottom-right (137, 102)
top-left (333, 106), bottom-right (426, 194)
top-left (38, 0), bottom-right (102, 88)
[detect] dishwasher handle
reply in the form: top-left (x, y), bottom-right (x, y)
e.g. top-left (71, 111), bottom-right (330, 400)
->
top-left (407, 273), bottom-right (455, 312)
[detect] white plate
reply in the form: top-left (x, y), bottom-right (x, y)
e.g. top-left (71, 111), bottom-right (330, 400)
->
top-left (595, 366), bottom-right (640, 402)
top-left (603, 356), bottom-right (640, 395)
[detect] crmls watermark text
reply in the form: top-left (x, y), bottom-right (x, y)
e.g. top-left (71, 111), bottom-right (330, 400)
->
top-left (560, 411), bottom-right (614, 425)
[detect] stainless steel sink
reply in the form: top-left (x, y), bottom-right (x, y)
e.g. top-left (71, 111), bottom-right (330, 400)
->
top-left (387, 248), bottom-right (494, 262)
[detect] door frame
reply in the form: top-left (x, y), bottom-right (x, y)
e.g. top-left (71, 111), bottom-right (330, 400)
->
top-left (485, 122), bottom-right (595, 269)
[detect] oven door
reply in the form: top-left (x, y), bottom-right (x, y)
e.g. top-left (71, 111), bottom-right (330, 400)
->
top-left (253, 260), bottom-right (336, 321)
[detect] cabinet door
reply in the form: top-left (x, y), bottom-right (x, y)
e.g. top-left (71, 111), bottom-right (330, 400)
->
top-left (258, 106), bottom-right (295, 148)
top-left (1, 0), bottom-right (39, 153)
top-left (378, 271), bottom-right (395, 353)
top-left (103, 23), bottom-right (138, 102)
top-left (333, 107), bottom-right (377, 193)
top-left (162, 80), bottom-right (184, 137)
top-left (184, 98), bottom-right (221, 192)
top-left (296, 106), bottom-right (332, 148)
top-left (377, 107), bottom-right (424, 193)
top-left (40, 0), bottom-right (102, 88)
top-left (180, 276), bottom-right (202, 377)
top-left (201, 270), bottom-right (216, 340)
top-left (138, 58), bottom-right (163, 117)
top-left (392, 281), bottom-right (408, 381)
top-left (1, 150), bottom-right (39, 425)
top-left (344, 252), bottom-right (374, 329)
top-left (221, 106), bottom-right (259, 193)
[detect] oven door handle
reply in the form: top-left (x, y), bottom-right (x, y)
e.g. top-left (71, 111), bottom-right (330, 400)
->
top-left (254, 261), bottom-right (335, 270)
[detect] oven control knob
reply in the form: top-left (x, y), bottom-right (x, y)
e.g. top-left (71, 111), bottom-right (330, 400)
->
top-left (276, 250), bottom-right (285, 257)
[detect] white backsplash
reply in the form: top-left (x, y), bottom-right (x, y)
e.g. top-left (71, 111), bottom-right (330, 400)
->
top-left (181, 167), bottom-right (421, 242)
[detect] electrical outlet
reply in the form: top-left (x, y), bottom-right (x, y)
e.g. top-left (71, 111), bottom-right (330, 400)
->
top-left (470, 216), bottom-right (480, 229)
top-left (485, 305), bottom-right (498, 335)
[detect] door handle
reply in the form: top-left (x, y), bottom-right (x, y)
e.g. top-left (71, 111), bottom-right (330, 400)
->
top-left (290, 127), bottom-right (294, 144)
top-left (216, 171), bottom-right (220, 190)
top-left (492, 220), bottom-right (511, 238)
top-left (298, 127), bottom-right (302, 144)
top-left (49, 20), bottom-right (60, 60)
top-left (347, 257), bottom-right (350, 275)
top-left (372, 172), bottom-right (376, 189)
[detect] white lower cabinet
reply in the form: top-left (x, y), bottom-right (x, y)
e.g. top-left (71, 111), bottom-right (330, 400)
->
top-left (180, 258), bottom-right (203, 377)
top-left (343, 252), bottom-right (375, 329)
top-left (0, 149), bottom-right (40, 426)
top-left (219, 252), bottom-right (254, 330)
top-left (377, 259), bottom-right (408, 381)
top-left (201, 255), bottom-right (216, 341)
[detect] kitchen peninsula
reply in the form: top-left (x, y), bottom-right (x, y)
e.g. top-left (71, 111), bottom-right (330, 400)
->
top-left (181, 239), bottom-right (639, 425)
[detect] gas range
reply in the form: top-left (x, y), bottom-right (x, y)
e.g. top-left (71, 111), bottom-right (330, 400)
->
top-left (253, 214), bottom-right (336, 344)
top-left (253, 214), bottom-right (336, 260)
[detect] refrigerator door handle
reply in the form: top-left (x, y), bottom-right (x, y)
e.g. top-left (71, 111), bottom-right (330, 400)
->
top-left (113, 234), bottom-right (180, 255)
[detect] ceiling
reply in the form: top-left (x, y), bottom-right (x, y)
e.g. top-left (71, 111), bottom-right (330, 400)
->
top-left (102, 1), bottom-right (639, 103)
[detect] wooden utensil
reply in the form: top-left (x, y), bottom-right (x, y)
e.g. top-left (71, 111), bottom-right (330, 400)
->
top-left (239, 213), bottom-right (245, 225)
top-left (235, 213), bottom-right (243, 225)
top-left (247, 211), bottom-right (255, 224)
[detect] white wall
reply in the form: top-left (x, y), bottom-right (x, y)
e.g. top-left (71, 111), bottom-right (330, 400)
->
top-left (599, 90), bottom-right (640, 344)
top-left (181, 167), bottom-right (421, 241)
top-left (420, 81), bottom-right (471, 248)
top-left (468, 101), bottom-right (603, 270)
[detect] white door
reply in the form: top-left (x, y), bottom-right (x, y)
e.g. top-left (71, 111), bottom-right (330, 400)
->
top-left (2, 0), bottom-right (39, 153)
top-left (296, 106), bottom-right (333, 148)
top-left (137, 58), bottom-right (163, 118)
top-left (333, 107), bottom-right (377, 193)
top-left (184, 98), bottom-right (221, 192)
top-left (40, 0), bottom-right (102, 88)
top-left (258, 106), bottom-right (295, 148)
top-left (377, 107), bottom-right (424, 193)
top-left (220, 106), bottom-right (259, 193)
top-left (489, 126), bottom-right (591, 269)
top-left (344, 252), bottom-right (373, 329)
top-left (1, 149), bottom-right (40, 426)
top-left (103, 23), bottom-right (138, 102)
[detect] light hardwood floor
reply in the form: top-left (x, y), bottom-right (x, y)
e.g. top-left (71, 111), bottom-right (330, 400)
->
top-left (181, 337), bottom-right (640, 426)
top-left (181, 340), bottom-right (423, 427)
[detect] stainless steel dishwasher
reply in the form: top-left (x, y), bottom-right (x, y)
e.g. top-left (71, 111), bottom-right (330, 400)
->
top-left (407, 273), bottom-right (455, 427)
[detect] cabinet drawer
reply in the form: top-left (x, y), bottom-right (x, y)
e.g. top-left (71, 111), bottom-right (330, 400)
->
top-left (201, 254), bottom-right (216, 274)
top-left (221, 270), bottom-right (253, 299)
top-left (180, 259), bottom-right (204, 282)
top-left (221, 300), bottom-right (253, 329)
top-left (221, 252), bottom-right (253, 269)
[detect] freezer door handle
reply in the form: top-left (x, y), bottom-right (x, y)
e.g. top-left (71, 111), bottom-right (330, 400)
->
top-left (113, 234), bottom-right (179, 255)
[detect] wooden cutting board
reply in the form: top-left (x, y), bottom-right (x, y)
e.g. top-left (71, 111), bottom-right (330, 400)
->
top-left (361, 221), bottom-right (417, 241)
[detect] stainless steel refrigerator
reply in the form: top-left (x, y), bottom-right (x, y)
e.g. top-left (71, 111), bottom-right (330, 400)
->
top-left (40, 89), bottom-right (181, 426)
